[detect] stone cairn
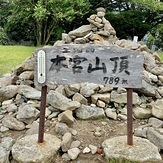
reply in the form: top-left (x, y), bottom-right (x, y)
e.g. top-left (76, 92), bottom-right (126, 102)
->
top-left (58, 7), bottom-right (117, 45)
top-left (0, 7), bottom-right (163, 163)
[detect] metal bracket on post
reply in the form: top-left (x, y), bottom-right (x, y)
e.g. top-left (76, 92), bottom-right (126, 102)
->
top-left (127, 88), bottom-right (133, 145)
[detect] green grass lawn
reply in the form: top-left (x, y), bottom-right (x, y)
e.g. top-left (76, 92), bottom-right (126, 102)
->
top-left (0, 45), bottom-right (38, 76)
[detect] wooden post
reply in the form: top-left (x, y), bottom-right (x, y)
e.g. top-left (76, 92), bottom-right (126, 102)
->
top-left (38, 85), bottom-right (47, 143)
top-left (127, 88), bottom-right (133, 145)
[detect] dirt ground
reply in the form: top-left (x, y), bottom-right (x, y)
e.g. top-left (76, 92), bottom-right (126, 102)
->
top-left (1, 118), bottom-right (163, 163)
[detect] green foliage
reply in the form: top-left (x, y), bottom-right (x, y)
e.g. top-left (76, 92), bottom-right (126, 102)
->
top-left (131, 0), bottom-right (163, 12)
top-left (145, 33), bottom-right (154, 49)
top-left (0, 27), bottom-right (11, 45)
top-left (105, 10), bottom-right (151, 40)
top-left (151, 24), bottom-right (163, 49)
top-left (1, 0), bottom-right (163, 46)
top-left (5, 0), bottom-right (90, 46)
top-left (0, 0), bottom-right (14, 27)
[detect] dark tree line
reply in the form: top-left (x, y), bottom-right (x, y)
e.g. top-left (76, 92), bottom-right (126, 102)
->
top-left (0, 0), bottom-right (163, 48)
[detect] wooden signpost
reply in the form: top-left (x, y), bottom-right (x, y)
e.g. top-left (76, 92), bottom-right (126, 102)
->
top-left (34, 45), bottom-right (144, 145)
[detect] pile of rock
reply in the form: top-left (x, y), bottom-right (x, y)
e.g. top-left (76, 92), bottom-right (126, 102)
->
top-left (0, 7), bottom-right (163, 163)
top-left (60, 7), bottom-right (117, 45)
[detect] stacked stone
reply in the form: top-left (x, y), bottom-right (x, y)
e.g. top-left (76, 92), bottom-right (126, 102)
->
top-left (61, 7), bottom-right (117, 45)
top-left (0, 7), bottom-right (163, 163)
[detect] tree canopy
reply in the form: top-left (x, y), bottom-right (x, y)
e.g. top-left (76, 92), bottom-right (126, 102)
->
top-left (3, 0), bottom-right (90, 46)
top-left (0, 0), bottom-right (163, 48)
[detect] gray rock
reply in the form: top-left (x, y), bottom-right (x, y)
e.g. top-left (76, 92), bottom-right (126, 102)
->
top-left (68, 25), bottom-right (92, 38)
top-left (2, 99), bottom-right (13, 109)
top-left (140, 44), bottom-right (151, 53)
top-left (80, 82), bottom-right (99, 97)
top-left (148, 117), bottom-right (163, 128)
top-left (83, 147), bottom-right (91, 153)
top-left (135, 79), bottom-right (156, 97)
top-left (0, 85), bottom-right (18, 102)
top-left (87, 18), bottom-right (104, 28)
top-left (45, 107), bottom-right (51, 118)
top-left (116, 39), bottom-right (130, 48)
top-left (75, 104), bottom-right (105, 120)
top-left (157, 86), bottom-right (163, 96)
top-left (16, 104), bottom-right (40, 124)
top-left (158, 75), bottom-right (163, 83)
top-left (143, 70), bottom-right (158, 83)
top-left (117, 114), bottom-right (127, 120)
top-left (47, 90), bottom-right (80, 111)
top-left (47, 112), bottom-right (59, 120)
top-left (0, 126), bottom-right (9, 132)
top-left (25, 121), bottom-right (39, 135)
top-left (12, 133), bottom-right (61, 163)
top-left (111, 91), bottom-right (140, 105)
top-left (97, 100), bottom-right (105, 108)
top-left (94, 131), bottom-right (102, 137)
top-left (105, 108), bottom-right (117, 120)
top-left (0, 137), bottom-right (15, 163)
top-left (19, 71), bottom-right (34, 80)
top-left (55, 85), bottom-right (66, 96)
top-left (68, 148), bottom-right (80, 160)
top-left (142, 51), bottom-right (156, 71)
top-left (152, 99), bottom-right (163, 119)
top-left (61, 132), bottom-right (72, 152)
top-left (98, 86), bottom-right (113, 93)
top-left (70, 140), bottom-right (81, 149)
top-left (124, 41), bottom-right (140, 50)
top-left (102, 136), bottom-right (162, 162)
top-left (48, 106), bottom-right (59, 112)
top-left (72, 93), bottom-right (88, 105)
top-left (147, 127), bottom-right (163, 149)
top-left (64, 85), bottom-right (77, 97)
top-left (62, 33), bottom-right (72, 43)
top-left (69, 83), bottom-right (81, 92)
top-left (18, 85), bottom-right (41, 100)
top-left (74, 37), bottom-right (87, 44)
top-left (0, 75), bottom-right (14, 88)
top-left (150, 66), bottom-right (163, 76)
top-left (117, 87), bottom-right (126, 93)
top-left (55, 122), bottom-right (71, 136)
top-left (134, 127), bottom-right (148, 138)
top-left (89, 144), bottom-right (97, 154)
top-left (58, 110), bottom-right (75, 125)
top-left (2, 115), bottom-right (25, 131)
top-left (62, 153), bottom-right (71, 161)
top-left (91, 93), bottom-right (110, 104)
top-left (133, 106), bottom-right (152, 119)
top-left (14, 56), bottom-right (34, 72)
top-left (7, 104), bottom-right (17, 112)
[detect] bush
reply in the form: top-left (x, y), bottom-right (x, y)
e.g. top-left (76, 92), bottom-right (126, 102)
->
top-left (0, 27), bottom-right (11, 45)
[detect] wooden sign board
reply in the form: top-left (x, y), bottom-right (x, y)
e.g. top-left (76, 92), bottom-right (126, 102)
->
top-left (34, 45), bottom-right (144, 88)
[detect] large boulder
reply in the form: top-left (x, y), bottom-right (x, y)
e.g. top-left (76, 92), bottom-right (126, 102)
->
top-left (75, 104), bottom-right (105, 120)
top-left (102, 136), bottom-right (162, 162)
top-left (12, 134), bottom-right (61, 163)
top-left (152, 99), bottom-right (163, 119)
top-left (47, 90), bottom-right (80, 111)
top-left (0, 85), bottom-right (18, 102)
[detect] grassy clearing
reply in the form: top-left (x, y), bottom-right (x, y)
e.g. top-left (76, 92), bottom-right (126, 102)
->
top-left (0, 45), bottom-right (38, 76)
